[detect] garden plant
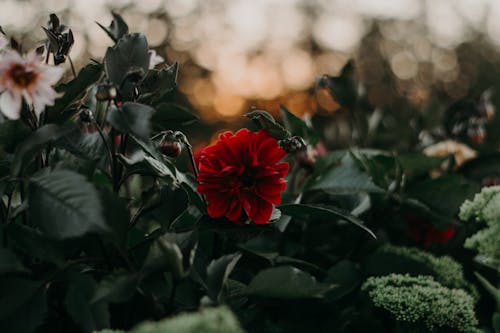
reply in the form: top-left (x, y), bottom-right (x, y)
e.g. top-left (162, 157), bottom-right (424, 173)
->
top-left (1, 12), bottom-right (500, 333)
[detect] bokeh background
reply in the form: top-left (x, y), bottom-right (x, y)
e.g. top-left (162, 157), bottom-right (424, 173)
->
top-left (3, 0), bottom-right (500, 148)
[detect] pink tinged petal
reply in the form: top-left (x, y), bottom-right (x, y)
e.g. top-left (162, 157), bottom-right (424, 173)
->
top-left (0, 90), bottom-right (21, 119)
top-left (39, 65), bottom-right (65, 86)
top-left (149, 50), bottom-right (164, 69)
top-left (0, 35), bottom-right (7, 50)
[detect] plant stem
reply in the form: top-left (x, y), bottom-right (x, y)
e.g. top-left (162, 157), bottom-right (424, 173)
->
top-left (68, 55), bottom-right (77, 79)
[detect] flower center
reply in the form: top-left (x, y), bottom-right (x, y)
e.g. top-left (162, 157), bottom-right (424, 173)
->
top-left (9, 64), bottom-right (38, 88)
top-left (240, 173), bottom-right (254, 187)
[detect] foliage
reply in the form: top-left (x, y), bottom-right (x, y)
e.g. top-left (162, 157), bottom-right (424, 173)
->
top-left (362, 274), bottom-right (478, 333)
top-left (0, 11), bottom-right (500, 333)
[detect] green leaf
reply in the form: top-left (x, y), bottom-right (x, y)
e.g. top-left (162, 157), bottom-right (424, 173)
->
top-left (91, 272), bottom-right (138, 304)
top-left (99, 188), bottom-right (129, 248)
top-left (141, 62), bottom-right (179, 97)
top-left (280, 105), bottom-right (318, 145)
top-left (11, 123), bottom-right (74, 175)
top-left (459, 153), bottom-right (500, 181)
top-left (307, 153), bottom-right (384, 194)
top-left (104, 33), bottom-right (149, 86)
top-left (0, 120), bottom-right (31, 153)
top-left (397, 153), bottom-right (448, 178)
top-left (245, 110), bottom-right (290, 140)
top-left (151, 103), bottom-right (198, 129)
top-left (324, 260), bottom-right (361, 301)
top-left (107, 102), bottom-right (155, 141)
top-left (6, 223), bottom-right (65, 266)
top-left (142, 232), bottom-right (196, 279)
top-left (28, 169), bottom-right (107, 239)
top-left (56, 127), bottom-right (104, 161)
top-left (0, 278), bottom-right (47, 333)
top-left (474, 272), bottom-right (500, 309)
top-left (406, 175), bottom-right (480, 219)
top-left (317, 60), bottom-right (357, 109)
top-left (96, 12), bottom-right (129, 43)
top-left (65, 273), bottom-right (110, 333)
top-left (46, 64), bottom-right (103, 123)
top-left (279, 203), bottom-right (376, 239)
top-left (118, 154), bottom-right (175, 180)
top-left (246, 266), bottom-right (333, 299)
top-left (206, 253), bottom-right (242, 302)
top-left (493, 312), bottom-right (500, 333)
top-left (0, 249), bottom-right (28, 275)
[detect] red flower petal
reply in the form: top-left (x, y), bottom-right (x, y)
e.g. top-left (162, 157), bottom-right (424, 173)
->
top-left (197, 129), bottom-right (289, 225)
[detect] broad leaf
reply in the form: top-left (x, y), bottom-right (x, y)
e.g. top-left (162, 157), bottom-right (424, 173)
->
top-left (107, 102), bottom-right (155, 141)
top-left (64, 273), bottom-right (110, 333)
top-left (104, 33), bottom-right (149, 86)
top-left (0, 249), bottom-right (28, 274)
top-left (324, 260), bottom-right (361, 301)
top-left (307, 154), bottom-right (384, 195)
top-left (0, 120), bottom-right (31, 153)
top-left (91, 272), bottom-right (138, 304)
top-left (96, 12), bottom-right (129, 43)
top-left (279, 203), bottom-right (376, 238)
top-left (151, 103), bottom-right (198, 129)
top-left (246, 266), bottom-right (332, 299)
top-left (245, 110), bottom-right (290, 140)
top-left (11, 124), bottom-right (74, 175)
top-left (46, 64), bottom-right (103, 123)
top-left (28, 169), bottom-right (107, 239)
top-left (280, 105), bottom-right (318, 145)
top-left (206, 253), bottom-right (242, 302)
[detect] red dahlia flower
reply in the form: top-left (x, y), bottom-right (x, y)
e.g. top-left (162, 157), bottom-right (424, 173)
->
top-left (196, 129), bottom-right (289, 224)
top-left (405, 215), bottom-right (455, 247)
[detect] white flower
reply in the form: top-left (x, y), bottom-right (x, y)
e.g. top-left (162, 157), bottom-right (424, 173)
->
top-left (148, 49), bottom-right (164, 69)
top-left (0, 50), bottom-right (64, 120)
top-left (0, 35), bottom-right (7, 51)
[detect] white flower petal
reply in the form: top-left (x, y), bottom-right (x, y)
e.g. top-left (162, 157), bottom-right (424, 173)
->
top-left (40, 65), bottom-right (65, 85)
top-left (149, 50), bottom-right (164, 69)
top-left (0, 91), bottom-right (21, 119)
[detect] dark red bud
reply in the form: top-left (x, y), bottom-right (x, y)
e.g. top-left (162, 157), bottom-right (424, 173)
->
top-left (159, 140), bottom-right (182, 158)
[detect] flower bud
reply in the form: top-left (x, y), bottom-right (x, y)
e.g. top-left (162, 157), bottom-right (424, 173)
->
top-left (279, 136), bottom-right (306, 153)
top-left (159, 139), bottom-right (182, 158)
top-left (96, 84), bottom-right (117, 101)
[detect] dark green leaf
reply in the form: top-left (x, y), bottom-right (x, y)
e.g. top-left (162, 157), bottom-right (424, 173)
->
top-left (246, 266), bottom-right (332, 299)
top-left (142, 232), bottom-right (196, 279)
top-left (151, 103), bottom-right (198, 129)
top-left (55, 127), bottom-right (104, 161)
top-left (0, 120), bottom-right (31, 153)
top-left (206, 253), bottom-right (242, 302)
top-left (307, 154), bottom-right (384, 195)
top-left (91, 272), bottom-right (138, 304)
top-left (6, 223), bottom-right (65, 266)
top-left (245, 110), bottom-right (290, 140)
top-left (46, 64), bottom-right (103, 123)
top-left (0, 249), bottom-right (28, 274)
top-left (28, 169), bottom-right (107, 239)
top-left (0, 278), bottom-right (47, 333)
top-left (141, 62), bottom-right (179, 97)
top-left (104, 33), bottom-right (149, 86)
top-left (459, 153), bottom-right (500, 181)
top-left (64, 273), bottom-right (110, 333)
top-left (493, 312), bottom-right (500, 333)
top-left (107, 102), bottom-right (155, 141)
top-left (317, 60), bottom-right (357, 109)
top-left (96, 12), bottom-right (129, 43)
top-left (324, 260), bottom-right (361, 301)
top-left (118, 154), bottom-right (175, 180)
top-left (279, 203), bottom-right (376, 238)
top-left (280, 105), bottom-right (318, 145)
top-left (406, 175), bottom-right (480, 218)
top-left (398, 153), bottom-right (448, 178)
top-left (11, 123), bottom-right (74, 175)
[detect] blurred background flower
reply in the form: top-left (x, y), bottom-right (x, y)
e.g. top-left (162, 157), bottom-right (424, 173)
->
top-left (4, 0), bottom-right (500, 147)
